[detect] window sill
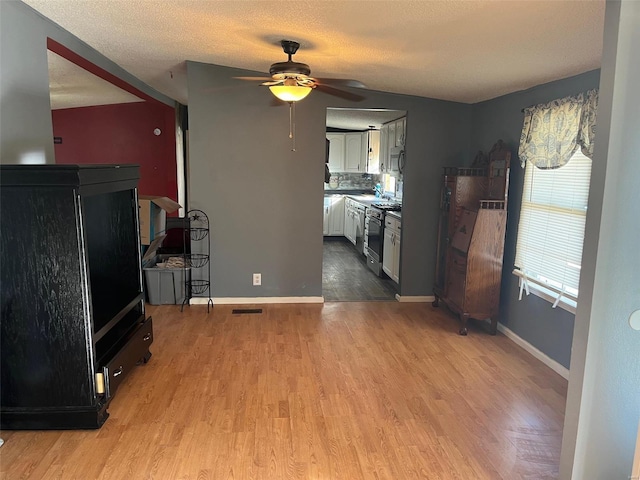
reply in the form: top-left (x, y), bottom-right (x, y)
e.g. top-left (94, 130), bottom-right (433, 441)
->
top-left (512, 269), bottom-right (577, 314)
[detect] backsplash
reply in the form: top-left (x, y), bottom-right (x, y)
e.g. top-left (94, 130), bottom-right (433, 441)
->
top-left (324, 173), bottom-right (381, 191)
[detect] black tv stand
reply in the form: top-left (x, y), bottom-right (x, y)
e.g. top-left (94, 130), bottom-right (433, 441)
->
top-left (0, 165), bottom-right (153, 429)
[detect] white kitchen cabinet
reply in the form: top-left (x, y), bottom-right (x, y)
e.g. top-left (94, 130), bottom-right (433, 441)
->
top-left (327, 132), bottom-right (366, 173)
top-left (344, 133), bottom-right (365, 172)
top-left (379, 117), bottom-right (406, 177)
top-left (391, 229), bottom-right (401, 283)
top-left (323, 195), bottom-right (345, 236)
top-left (395, 117), bottom-right (405, 147)
top-left (326, 134), bottom-right (345, 173)
top-left (343, 198), bottom-right (357, 245)
top-left (388, 122), bottom-right (397, 152)
top-left (382, 215), bottom-right (401, 283)
top-left (379, 124), bottom-right (389, 173)
top-left (366, 130), bottom-right (381, 174)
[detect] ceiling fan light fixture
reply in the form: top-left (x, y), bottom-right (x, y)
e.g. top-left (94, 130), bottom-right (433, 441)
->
top-left (269, 85), bottom-right (312, 102)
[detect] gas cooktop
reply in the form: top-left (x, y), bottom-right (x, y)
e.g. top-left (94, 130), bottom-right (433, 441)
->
top-left (371, 203), bottom-right (402, 211)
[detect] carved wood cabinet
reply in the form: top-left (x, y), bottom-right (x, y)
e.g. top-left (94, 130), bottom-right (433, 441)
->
top-left (433, 141), bottom-right (511, 335)
top-left (0, 165), bottom-right (153, 429)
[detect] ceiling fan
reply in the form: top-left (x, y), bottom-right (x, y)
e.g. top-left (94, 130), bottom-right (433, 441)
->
top-left (236, 40), bottom-right (367, 103)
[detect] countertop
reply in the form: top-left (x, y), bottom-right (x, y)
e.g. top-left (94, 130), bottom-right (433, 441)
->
top-left (323, 192), bottom-right (402, 213)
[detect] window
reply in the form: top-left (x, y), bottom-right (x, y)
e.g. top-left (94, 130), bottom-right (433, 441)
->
top-left (514, 149), bottom-right (592, 311)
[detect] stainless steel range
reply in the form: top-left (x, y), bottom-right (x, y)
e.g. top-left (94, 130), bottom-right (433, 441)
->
top-left (364, 203), bottom-right (401, 276)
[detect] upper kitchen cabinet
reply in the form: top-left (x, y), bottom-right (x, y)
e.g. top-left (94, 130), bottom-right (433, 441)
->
top-left (388, 122), bottom-right (397, 151)
top-left (325, 108), bottom-right (405, 175)
top-left (395, 118), bottom-right (406, 147)
top-left (326, 133), bottom-right (345, 173)
top-left (366, 129), bottom-right (381, 174)
top-left (379, 116), bottom-right (406, 176)
top-left (344, 133), bottom-right (366, 172)
top-left (326, 132), bottom-right (366, 173)
top-left (380, 124), bottom-right (389, 173)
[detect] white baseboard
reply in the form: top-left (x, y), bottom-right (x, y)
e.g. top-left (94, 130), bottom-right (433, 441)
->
top-left (189, 296), bottom-right (324, 305)
top-left (496, 323), bottom-right (570, 379)
top-left (191, 295), bottom-right (436, 305)
top-left (395, 295), bottom-right (436, 303)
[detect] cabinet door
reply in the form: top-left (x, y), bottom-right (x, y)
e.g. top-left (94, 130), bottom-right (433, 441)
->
top-left (395, 118), bottom-right (405, 147)
top-left (367, 130), bottom-right (381, 173)
top-left (361, 133), bottom-right (369, 172)
top-left (323, 197), bottom-right (331, 235)
top-left (349, 209), bottom-right (357, 245)
top-left (379, 125), bottom-right (388, 172)
top-left (343, 201), bottom-right (354, 243)
top-left (326, 134), bottom-right (345, 172)
top-left (383, 228), bottom-right (394, 277)
top-left (388, 148), bottom-right (400, 177)
top-left (392, 231), bottom-right (401, 283)
top-left (388, 122), bottom-right (397, 152)
top-left (329, 197), bottom-right (345, 236)
top-left (344, 133), bottom-right (363, 172)
top-left (446, 250), bottom-right (467, 309)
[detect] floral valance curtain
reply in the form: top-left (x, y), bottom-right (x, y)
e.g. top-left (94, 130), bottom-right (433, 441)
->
top-left (518, 89), bottom-right (598, 169)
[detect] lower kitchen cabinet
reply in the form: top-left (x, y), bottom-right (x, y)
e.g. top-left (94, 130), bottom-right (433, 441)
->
top-left (323, 195), bottom-right (345, 236)
top-left (0, 165), bottom-right (153, 429)
top-left (383, 215), bottom-right (401, 283)
top-left (343, 198), bottom-right (355, 243)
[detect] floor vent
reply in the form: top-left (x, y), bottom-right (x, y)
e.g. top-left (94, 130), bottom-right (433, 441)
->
top-left (232, 308), bottom-right (263, 314)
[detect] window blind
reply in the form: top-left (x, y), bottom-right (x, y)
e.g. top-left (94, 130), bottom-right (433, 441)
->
top-left (515, 150), bottom-right (592, 297)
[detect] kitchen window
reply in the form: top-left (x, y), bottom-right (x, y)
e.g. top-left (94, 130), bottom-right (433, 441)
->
top-left (514, 90), bottom-right (598, 313)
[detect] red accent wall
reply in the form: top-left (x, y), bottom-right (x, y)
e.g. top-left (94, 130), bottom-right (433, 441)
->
top-left (52, 102), bottom-right (178, 200)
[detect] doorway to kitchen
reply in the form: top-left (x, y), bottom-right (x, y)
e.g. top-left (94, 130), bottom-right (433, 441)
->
top-left (323, 237), bottom-right (398, 301)
top-left (323, 107), bottom-right (406, 302)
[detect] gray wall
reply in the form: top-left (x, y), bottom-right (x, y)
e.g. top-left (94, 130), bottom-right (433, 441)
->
top-left (561, 1), bottom-right (640, 477)
top-left (186, 61), bottom-right (472, 298)
top-left (0, 1), bottom-right (173, 165)
top-left (469, 70), bottom-right (601, 369)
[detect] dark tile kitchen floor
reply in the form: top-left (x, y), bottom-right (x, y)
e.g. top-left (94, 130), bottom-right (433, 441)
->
top-left (323, 237), bottom-right (398, 302)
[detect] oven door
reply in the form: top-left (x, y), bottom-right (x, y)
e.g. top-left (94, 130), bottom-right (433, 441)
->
top-left (367, 216), bottom-right (383, 262)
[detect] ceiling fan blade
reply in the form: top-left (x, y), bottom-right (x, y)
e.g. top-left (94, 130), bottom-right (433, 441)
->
top-left (315, 78), bottom-right (367, 89)
top-left (260, 80), bottom-right (284, 86)
top-left (316, 84), bottom-right (366, 102)
top-left (233, 76), bottom-right (272, 82)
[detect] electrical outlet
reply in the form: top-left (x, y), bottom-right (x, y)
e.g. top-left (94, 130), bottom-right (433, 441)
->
top-left (253, 273), bottom-right (261, 286)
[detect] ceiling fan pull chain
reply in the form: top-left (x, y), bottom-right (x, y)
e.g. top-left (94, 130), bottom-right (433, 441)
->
top-left (289, 101), bottom-right (296, 152)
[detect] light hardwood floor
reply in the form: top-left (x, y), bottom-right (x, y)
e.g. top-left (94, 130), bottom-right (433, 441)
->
top-left (0, 303), bottom-right (566, 479)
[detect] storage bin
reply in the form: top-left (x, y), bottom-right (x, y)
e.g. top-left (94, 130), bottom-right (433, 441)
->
top-left (143, 257), bottom-right (190, 305)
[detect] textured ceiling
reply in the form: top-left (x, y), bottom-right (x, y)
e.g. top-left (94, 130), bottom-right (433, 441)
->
top-left (24, 0), bottom-right (605, 106)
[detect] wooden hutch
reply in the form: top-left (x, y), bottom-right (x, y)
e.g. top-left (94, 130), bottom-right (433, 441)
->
top-left (433, 140), bottom-right (511, 335)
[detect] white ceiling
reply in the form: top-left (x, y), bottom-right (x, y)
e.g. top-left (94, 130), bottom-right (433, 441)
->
top-left (326, 108), bottom-right (406, 130)
top-left (48, 51), bottom-right (144, 110)
top-left (25, 0), bottom-right (605, 106)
